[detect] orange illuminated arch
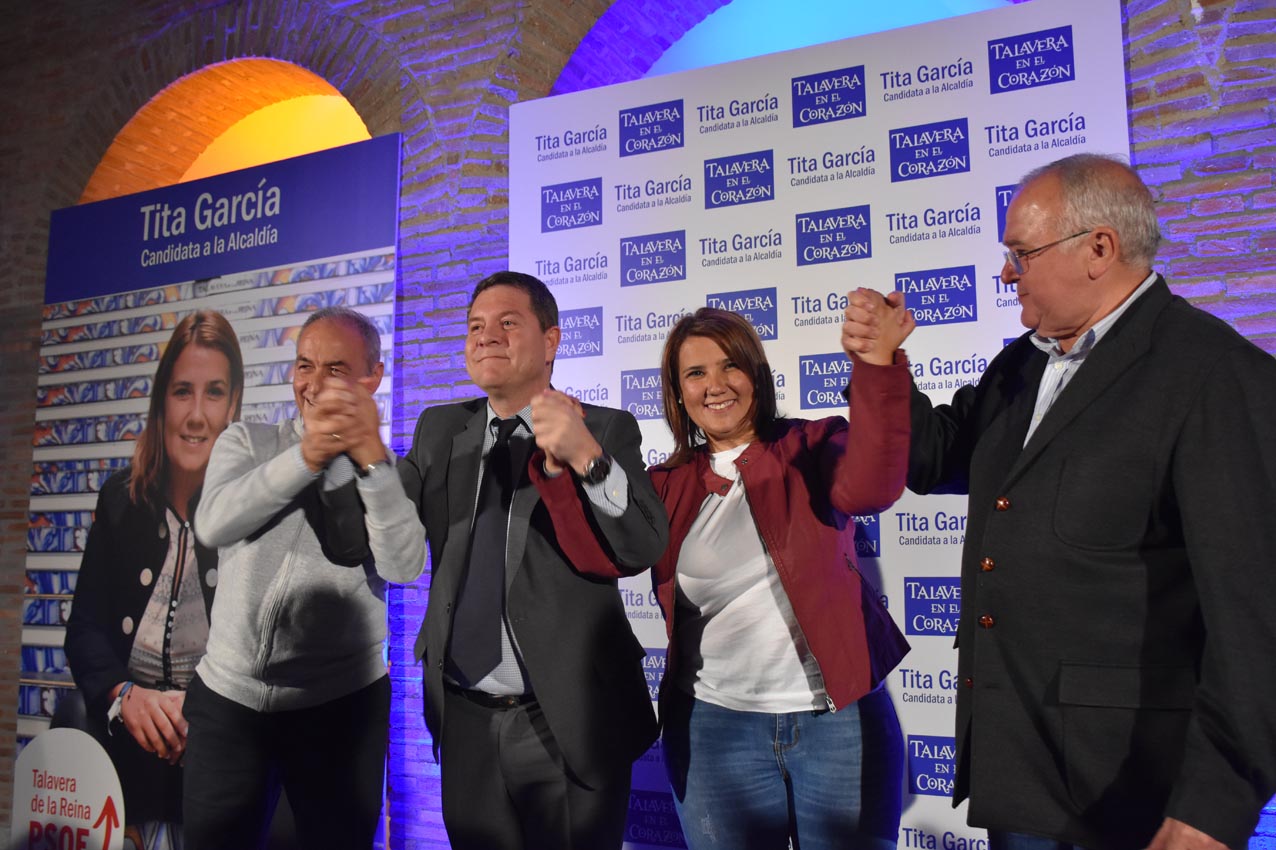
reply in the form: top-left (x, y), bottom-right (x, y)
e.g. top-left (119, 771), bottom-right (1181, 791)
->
top-left (81, 58), bottom-right (370, 204)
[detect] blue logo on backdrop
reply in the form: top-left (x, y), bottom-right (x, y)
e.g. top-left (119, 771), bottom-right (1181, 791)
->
top-left (896, 265), bottom-right (978, 327)
top-left (995, 184), bottom-right (1016, 241)
top-left (620, 230), bottom-right (687, 287)
top-left (641, 648), bottom-right (667, 701)
top-left (908, 735), bottom-right (957, 797)
top-left (626, 787), bottom-right (686, 848)
top-left (799, 353), bottom-right (851, 410)
top-left (558, 307), bottom-right (603, 359)
top-left (541, 177), bottom-right (603, 233)
top-left (853, 513), bottom-right (882, 559)
top-left (791, 65), bottom-right (867, 128)
top-left (795, 205), bottom-right (872, 266)
top-left (619, 99), bottom-right (685, 157)
top-left (706, 287), bottom-right (778, 341)
top-left (988, 25), bottom-right (1075, 94)
top-left (704, 150), bottom-right (774, 209)
top-left (888, 118), bottom-right (970, 183)
top-left (621, 368), bottom-right (663, 420)
top-left (904, 577), bottom-right (960, 636)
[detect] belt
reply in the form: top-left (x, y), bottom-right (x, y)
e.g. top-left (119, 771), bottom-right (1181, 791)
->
top-left (446, 683), bottom-right (535, 709)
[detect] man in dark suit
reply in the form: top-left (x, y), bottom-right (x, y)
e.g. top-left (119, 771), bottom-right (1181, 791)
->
top-left (401, 271), bottom-right (667, 850)
top-left (843, 154), bottom-right (1276, 850)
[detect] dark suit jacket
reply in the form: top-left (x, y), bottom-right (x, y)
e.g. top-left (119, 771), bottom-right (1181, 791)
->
top-left (907, 278), bottom-right (1276, 849)
top-left (64, 470), bottom-right (217, 822)
top-left (401, 398), bottom-right (667, 787)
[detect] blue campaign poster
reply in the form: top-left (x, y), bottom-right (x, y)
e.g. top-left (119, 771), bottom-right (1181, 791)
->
top-left (25, 135), bottom-right (401, 846)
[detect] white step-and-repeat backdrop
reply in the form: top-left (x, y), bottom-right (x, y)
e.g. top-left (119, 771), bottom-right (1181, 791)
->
top-left (510, 0), bottom-right (1128, 846)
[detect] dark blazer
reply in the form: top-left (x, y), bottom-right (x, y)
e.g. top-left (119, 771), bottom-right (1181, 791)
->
top-left (907, 277), bottom-right (1276, 850)
top-left (401, 398), bottom-right (667, 787)
top-left (64, 468), bottom-right (218, 822)
top-left (65, 470), bottom-right (217, 716)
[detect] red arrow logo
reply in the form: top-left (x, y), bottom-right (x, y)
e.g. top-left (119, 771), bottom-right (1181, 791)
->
top-left (93, 796), bottom-right (120, 849)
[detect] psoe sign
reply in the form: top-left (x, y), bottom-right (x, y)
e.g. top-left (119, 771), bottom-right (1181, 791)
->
top-left (11, 728), bottom-right (124, 850)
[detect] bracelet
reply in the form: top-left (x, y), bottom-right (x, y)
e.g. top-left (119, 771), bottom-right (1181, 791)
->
top-left (106, 681), bottom-right (134, 731)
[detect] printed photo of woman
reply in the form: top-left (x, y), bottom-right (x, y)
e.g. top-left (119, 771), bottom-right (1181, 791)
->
top-left (65, 310), bottom-right (244, 850)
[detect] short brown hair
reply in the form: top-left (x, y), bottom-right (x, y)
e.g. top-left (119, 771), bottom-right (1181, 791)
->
top-left (129, 310), bottom-right (244, 506)
top-left (471, 271), bottom-right (559, 331)
top-left (659, 308), bottom-right (777, 466)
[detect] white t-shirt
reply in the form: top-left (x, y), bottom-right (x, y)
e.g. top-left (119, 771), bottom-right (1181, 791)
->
top-left (674, 444), bottom-right (827, 712)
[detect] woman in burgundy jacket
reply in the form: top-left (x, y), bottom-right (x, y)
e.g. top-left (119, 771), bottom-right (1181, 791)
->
top-left (647, 306), bottom-right (912, 850)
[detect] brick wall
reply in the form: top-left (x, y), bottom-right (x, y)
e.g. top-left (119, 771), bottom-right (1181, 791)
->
top-left (0, 0), bottom-right (1273, 845)
top-left (1125, 0), bottom-right (1276, 346)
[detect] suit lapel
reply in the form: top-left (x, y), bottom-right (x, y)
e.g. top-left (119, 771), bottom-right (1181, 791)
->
top-left (1001, 278), bottom-right (1169, 488)
top-left (438, 406), bottom-right (489, 592)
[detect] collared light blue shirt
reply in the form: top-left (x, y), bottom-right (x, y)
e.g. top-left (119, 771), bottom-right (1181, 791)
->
top-left (1023, 271), bottom-right (1157, 445)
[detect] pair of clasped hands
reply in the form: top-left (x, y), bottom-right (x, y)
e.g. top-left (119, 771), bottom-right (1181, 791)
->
top-left (114, 683), bottom-right (188, 765)
top-left (840, 288), bottom-right (916, 363)
top-left (300, 377), bottom-right (386, 474)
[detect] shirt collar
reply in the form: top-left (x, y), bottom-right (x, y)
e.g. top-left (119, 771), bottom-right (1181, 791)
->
top-left (1030, 271), bottom-right (1158, 358)
top-left (485, 401), bottom-right (534, 434)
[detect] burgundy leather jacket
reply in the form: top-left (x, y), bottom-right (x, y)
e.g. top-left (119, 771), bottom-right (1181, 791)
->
top-left (647, 354), bottom-right (912, 710)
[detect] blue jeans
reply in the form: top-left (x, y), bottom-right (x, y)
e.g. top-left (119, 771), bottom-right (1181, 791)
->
top-left (662, 686), bottom-right (902, 850)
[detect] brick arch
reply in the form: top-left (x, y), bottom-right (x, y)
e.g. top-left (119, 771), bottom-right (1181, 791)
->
top-left (51, 0), bottom-right (412, 209)
top-left (549, 0), bottom-right (734, 95)
top-left (80, 58), bottom-right (356, 203)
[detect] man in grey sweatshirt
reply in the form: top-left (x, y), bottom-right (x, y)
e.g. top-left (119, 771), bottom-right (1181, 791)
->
top-left (182, 307), bottom-right (425, 850)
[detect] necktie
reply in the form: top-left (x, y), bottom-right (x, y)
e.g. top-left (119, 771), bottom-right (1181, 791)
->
top-left (447, 417), bottom-right (521, 687)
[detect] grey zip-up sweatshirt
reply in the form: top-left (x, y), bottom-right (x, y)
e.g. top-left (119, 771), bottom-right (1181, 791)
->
top-left (194, 419), bottom-right (425, 712)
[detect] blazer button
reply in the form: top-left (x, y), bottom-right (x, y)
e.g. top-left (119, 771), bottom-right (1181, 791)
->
top-left (436, 659), bottom-right (444, 669)
top-left (980, 557), bottom-right (995, 572)
top-left (994, 496), bottom-right (1011, 511)
top-left (978, 614), bottom-right (995, 629)
top-left (964, 677), bottom-right (974, 688)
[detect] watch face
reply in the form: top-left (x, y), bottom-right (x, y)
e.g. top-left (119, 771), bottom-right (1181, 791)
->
top-left (583, 454), bottom-right (612, 484)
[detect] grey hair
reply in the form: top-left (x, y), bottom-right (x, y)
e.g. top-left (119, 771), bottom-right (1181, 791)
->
top-left (301, 306), bottom-right (381, 373)
top-left (1019, 153), bottom-right (1162, 268)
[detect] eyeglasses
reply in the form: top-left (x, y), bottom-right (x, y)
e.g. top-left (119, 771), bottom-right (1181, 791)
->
top-left (1002, 230), bottom-right (1092, 275)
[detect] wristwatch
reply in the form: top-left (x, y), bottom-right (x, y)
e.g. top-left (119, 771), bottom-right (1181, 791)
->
top-left (579, 454), bottom-right (613, 485)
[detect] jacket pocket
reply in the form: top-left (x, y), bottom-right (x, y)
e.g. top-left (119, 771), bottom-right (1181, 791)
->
top-left (1053, 453), bottom-right (1155, 551)
top-left (1057, 662), bottom-right (1193, 824)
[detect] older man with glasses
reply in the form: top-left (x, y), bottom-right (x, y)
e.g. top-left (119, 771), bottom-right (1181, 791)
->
top-left (842, 153), bottom-right (1276, 850)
